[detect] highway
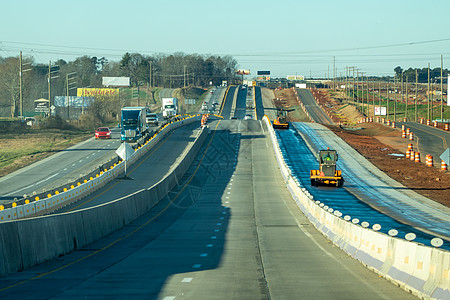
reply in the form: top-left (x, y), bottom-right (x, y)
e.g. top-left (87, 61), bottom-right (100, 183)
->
top-left (398, 121), bottom-right (450, 162)
top-left (0, 119), bottom-right (414, 299)
top-left (0, 128), bottom-right (122, 204)
top-left (0, 85), bottom-right (445, 298)
top-left (283, 122), bottom-right (450, 246)
top-left (297, 88), bottom-right (334, 125)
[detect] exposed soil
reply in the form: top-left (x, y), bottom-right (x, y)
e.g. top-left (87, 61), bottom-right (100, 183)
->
top-left (274, 88), bottom-right (450, 208)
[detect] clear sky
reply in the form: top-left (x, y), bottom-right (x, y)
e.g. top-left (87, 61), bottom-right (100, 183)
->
top-left (1, 0), bottom-right (449, 78)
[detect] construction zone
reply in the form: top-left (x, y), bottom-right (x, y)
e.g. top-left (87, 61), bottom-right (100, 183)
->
top-left (272, 109), bottom-right (289, 129)
top-left (310, 148), bottom-right (344, 187)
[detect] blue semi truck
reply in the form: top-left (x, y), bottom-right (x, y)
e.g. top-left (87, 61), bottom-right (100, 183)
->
top-left (120, 107), bottom-right (147, 142)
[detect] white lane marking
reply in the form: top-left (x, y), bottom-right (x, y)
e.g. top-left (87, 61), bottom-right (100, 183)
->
top-left (5, 172), bottom-right (60, 196)
top-left (211, 236), bottom-right (217, 239)
top-left (79, 160), bottom-right (83, 163)
top-left (220, 217), bottom-right (224, 220)
top-left (72, 163), bottom-right (76, 166)
top-left (181, 278), bottom-right (193, 283)
top-left (192, 264), bottom-right (201, 268)
top-left (214, 229), bottom-right (219, 232)
top-left (63, 168), bottom-right (67, 171)
top-left (200, 253), bottom-right (208, 257)
top-left (163, 297), bottom-right (175, 300)
top-left (217, 223), bottom-right (222, 226)
top-left (206, 244), bottom-right (213, 247)
top-left (222, 211), bottom-right (227, 214)
top-left (97, 150), bottom-right (101, 152)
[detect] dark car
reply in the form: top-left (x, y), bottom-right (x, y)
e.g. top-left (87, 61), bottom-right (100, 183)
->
top-left (95, 127), bottom-right (111, 139)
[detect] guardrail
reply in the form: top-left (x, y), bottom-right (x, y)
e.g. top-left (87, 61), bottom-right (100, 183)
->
top-left (0, 121), bottom-right (209, 277)
top-left (262, 115), bottom-right (449, 299)
top-left (0, 115), bottom-right (201, 222)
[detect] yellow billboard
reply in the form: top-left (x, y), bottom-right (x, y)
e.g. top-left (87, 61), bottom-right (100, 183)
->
top-left (77, 88), bottom-right (119, 97)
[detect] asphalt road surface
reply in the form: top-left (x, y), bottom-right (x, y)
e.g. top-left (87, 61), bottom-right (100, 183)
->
top-left (297, 88), bottom-right (334, 125)
top-left (0, 119), bottom-right (415, 299)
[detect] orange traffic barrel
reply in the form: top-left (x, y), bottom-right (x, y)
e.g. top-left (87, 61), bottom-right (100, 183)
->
top-left (386, 120), bottom-right (390, 126)
top-left (407, 143), bottom-right (413, 150)
top-left (406, 128), bottom-right (410, 135)
top-left (427, 119), bottom-right (430, 126)
top-left (402, 130), bottom-right (406, 138)
top-left (434, 121), bottom-right (438, 127)
top-left (402, 124), bottom-right (405, 131)
top-left (392, 121), bottom-right (396, 128)
top-left (381, 118), bottom-right (385, 124)
top-left (410, 150), bottom-right (415, 161)
top-left (420, 118), bottom-right (424, 124)
top-left (445, 124), bottom-right (449, 131)
top-left (403, 117), bottom-right (407, 122)
top-left (426, 155), bottom-right (434, 167)
top-left (415, 152), bottom-right (420, 163)
top-left (406, 149), bottom-right (411, 159)
top-left (441, 160), bottom-right (448, 171)
top-left (409, 132), bottom-right (414, 140)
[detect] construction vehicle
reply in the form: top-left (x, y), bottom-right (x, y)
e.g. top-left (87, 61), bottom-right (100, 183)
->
top-left (272, 109), bottom-right (289, 129)
top-left (310, 148), bottom-right (344, 187)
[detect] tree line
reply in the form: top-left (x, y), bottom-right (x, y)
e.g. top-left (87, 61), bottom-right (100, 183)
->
top-left (0, 53), bottom-right (239, 117)
top-left (394, 66), bottom-right (449, 83)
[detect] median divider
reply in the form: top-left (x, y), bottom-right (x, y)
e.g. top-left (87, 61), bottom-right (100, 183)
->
top-left (262, 115), bottom-right (449, 299)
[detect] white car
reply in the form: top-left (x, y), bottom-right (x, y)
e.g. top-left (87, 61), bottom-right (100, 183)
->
top-left (244, 114), bottom-right (253, 120)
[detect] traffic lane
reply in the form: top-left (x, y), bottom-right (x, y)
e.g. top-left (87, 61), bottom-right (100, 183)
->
top-left (233, 86), bottom-right (247, 119)
top-left (0, 120), bottom-right (237, 299)
top-left (399, 121), bottom-right (450, 160)
top-left (57, 122), bottom-right (202, 212)
top-left (0, 127), bottom-right (122, 202)
top-left (261, 87), bottom-right (277, 120)
top-left (219, 86), bottom-right (236, 119)
top-left (297, 88), bottom-right (334, 125)
top-left (254, 86), bottom-right (265, 120)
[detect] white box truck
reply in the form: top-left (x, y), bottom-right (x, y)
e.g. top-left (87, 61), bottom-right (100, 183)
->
top-left (162, 98), bottom-right (178, 119)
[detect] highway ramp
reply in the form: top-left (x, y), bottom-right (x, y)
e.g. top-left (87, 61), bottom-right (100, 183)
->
top-left (0, 119), bottom-right (414, 299)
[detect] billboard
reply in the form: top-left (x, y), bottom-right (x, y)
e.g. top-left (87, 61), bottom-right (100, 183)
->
top-left (286, 75), bottom-right (305, 81)
top-left (54, 96), bottom-right (94, 107)
top-left (257, 76), bottom-right (270, 81)
top-left (257, 71), bottom-right (270, 75)
top-left (236, 69), bottom-right (250, 75)
top-left (77, 88), bottom-right (119, 97)
top-left (34, 99), bottom-right (50, 112)
top-left (102, 77), bottom-right (130, 87)
top-left (374, 106), bottom-right (387, 116)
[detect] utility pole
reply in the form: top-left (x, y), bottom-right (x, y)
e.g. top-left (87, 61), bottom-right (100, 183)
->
top-left (333, 56), bottom-right (335, 90)
top-left (427, 63), bottom-right (430, 121)
top-left (405, 76), bottom-right (408, 120)
top-left (415, 69), bottom-right (418, 122)
top-left (66, 73), bottom-right (69, 120)
top-left (394, 76), bottom-right (397, 121)
top-left (149, 61), bottom-right (152, 88)
top-left (184, 65), bottom-right (187, 88)
top-left (386, 78), bottom-right (390, 120)
top-left (441, 55), bottom-right (444, 122)
top-left (401, 70), bottom-right (404, 120)
top-left (19, 51), bottom-right (23, 117)
top-left (48, 61), bottom-right (51, 107)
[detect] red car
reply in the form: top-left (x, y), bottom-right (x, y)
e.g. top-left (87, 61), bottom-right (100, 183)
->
top-left (95, 127), bottom-right (111, 139)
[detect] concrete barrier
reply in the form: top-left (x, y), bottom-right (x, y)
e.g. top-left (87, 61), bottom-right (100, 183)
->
top-left (262, 115), bottom-right (450, 299)
top-left (0, 124), bottom-right (209, 277)
top-left (0, 115), bottom-right (201, 222)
